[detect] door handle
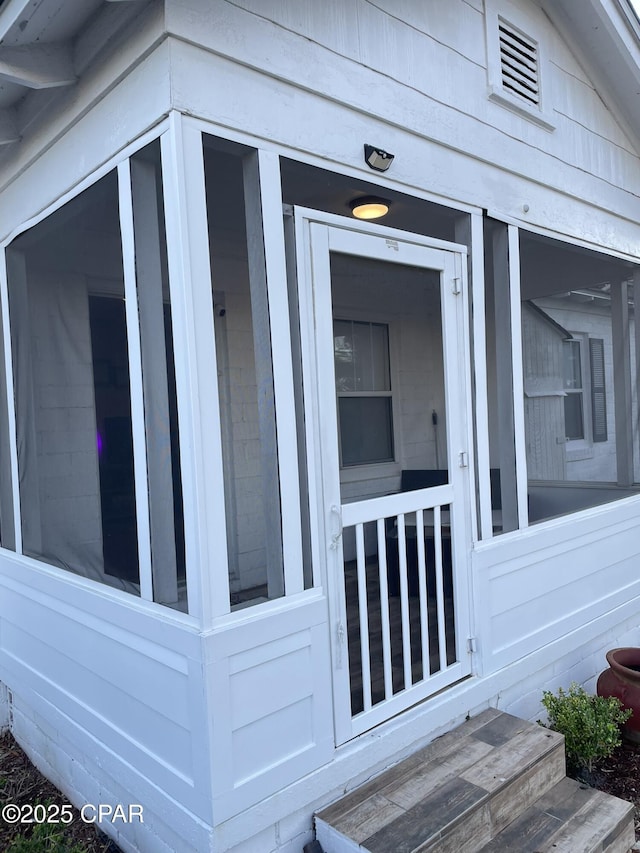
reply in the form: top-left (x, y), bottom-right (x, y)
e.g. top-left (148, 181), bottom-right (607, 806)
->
top-left (329, 504), bottom-right (343, 550)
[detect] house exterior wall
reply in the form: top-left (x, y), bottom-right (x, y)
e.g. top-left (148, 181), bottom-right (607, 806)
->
top-left (0, 2), bottom-right (639, 853)
top-left (535, 296), bottom-right (637, 483)
top-left (166, 0), bottom-right (640, 253)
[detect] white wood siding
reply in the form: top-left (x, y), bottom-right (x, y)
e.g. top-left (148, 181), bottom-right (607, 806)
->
top-left (166, 0), bottom-right (640, 253)
top-left (0, 3), bottom-right (638, 852)
top-left (473, 498), bottom-right (640, 675)
top-left (0, 556), bottom-right (214, 847)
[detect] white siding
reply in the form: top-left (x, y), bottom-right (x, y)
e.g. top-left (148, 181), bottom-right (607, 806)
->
top-left (0, 2), bottom-right (639, 853)
top-left (166, 0), bottom-right (640, 251)
top-left (0, 556), bottom-right (214, 851)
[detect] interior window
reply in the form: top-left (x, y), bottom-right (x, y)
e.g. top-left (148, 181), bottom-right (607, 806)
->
top-left (562, 338), bottom-right (585, 441)
top-left (334, 319), bottom-right (394, 466)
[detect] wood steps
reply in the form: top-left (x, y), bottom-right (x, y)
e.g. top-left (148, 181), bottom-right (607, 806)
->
top-left (315, 708), bottom-right (635, 852)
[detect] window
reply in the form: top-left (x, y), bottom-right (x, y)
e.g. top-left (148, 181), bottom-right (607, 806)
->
top-left (562, 339), bottom-right (584, 441)
top-left (333, 319), bottom-right (394, 466)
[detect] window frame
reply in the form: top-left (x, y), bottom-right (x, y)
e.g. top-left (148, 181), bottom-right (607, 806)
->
top-left (562, 334), bottom-right (590, 446)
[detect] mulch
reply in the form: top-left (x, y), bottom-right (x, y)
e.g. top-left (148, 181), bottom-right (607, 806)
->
top-left (0, 731), bottom-right (121, 852)
top-left (590, 739), bottom-right (640, 840)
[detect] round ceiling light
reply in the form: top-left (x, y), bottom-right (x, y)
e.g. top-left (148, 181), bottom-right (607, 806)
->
top-left (349, 196), bottom-right (390, 220)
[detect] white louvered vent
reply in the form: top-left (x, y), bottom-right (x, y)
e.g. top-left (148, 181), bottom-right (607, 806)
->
top-left (498, 18), bottom-right (539, 106)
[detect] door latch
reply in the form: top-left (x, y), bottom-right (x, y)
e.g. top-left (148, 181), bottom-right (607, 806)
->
top-left (329, 504), bottom-right (343, 550)
top-left (458, 451), bottom-right (468, 468)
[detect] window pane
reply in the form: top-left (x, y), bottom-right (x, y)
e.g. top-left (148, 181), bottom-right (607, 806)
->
top-left (7, 171), bottom-right (141, 594)
top-left (564, 393), bottom-right (584, 441)
top-left (339, 397), bottom-right (394, 465)
top-left (333, 320), bottom-right (391, 393)
top-left (563, 340), bottom-right (582, 390)
top-left (370, 322), bottom-right (391, 391)
top-left (334, 319), bottom-right (356, 391)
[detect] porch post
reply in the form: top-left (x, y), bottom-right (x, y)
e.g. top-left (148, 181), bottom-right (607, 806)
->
top-left (242, 152), bottom-right (284, 599)
top-left (611, 279), bottom-right (633, 487)
top-left (489, 222), bottom-right (518, 532)
top-left (634, 270), bottom-right (640, 483)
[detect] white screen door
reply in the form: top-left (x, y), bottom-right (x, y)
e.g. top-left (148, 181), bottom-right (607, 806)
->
top-left (296, 211), bottom-right (473, 743)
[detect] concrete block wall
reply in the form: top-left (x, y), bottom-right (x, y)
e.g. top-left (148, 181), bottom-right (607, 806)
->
top-left (498, 614), bottom-right (640, 723)
top-left (6, 684), bottom-right (213, 853)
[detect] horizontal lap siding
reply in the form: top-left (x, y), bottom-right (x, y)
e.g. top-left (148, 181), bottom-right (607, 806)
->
top-left (0, 555), bottom-right (213, 830)
top-left (473, 501), bottom-right (640, 673)
top-left (168, 0), bottom-right (638, 213)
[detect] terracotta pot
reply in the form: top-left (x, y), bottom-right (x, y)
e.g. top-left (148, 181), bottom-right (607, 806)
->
top-left (596, 647), bottom-right (640, 743)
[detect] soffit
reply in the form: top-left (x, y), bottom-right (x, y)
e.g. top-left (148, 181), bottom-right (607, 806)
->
top-left (0, 0), bottom-right (152, 146)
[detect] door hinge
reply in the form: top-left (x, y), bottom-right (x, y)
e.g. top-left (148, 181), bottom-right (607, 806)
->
top-left (467, 636), bottom-right (477, 654)
top-left (458, 450), bottom-right (468, 468)
top-left (452, 277), bottom-right (461, 295)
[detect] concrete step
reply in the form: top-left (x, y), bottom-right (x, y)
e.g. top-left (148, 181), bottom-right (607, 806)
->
top-left (315, 708), bottom-right (635, 853)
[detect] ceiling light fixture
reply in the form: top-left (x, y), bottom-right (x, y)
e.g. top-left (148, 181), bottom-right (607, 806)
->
top-left (350, 196), bottom-right (390, 220)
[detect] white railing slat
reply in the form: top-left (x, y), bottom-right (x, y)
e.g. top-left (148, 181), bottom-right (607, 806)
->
top-left (434, 506), bottom-right (448, 670)
top-left (396, 515), bottom-right (413, 690)
top-left (355, 523), bottom-right (372, 712)
top-left (376, 518), bottom-right (393, 701)
top-left (415, 509), bottom-right (430, 677)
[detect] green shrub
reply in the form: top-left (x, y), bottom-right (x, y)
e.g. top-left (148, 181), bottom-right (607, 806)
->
top-left (6, 820), bottom-right (87, 853)
top-left (540, 682), bottom-right (631, 774)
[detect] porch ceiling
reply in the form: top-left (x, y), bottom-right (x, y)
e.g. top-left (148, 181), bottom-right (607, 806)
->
top-left (0, 0), bottom-right (151, 148)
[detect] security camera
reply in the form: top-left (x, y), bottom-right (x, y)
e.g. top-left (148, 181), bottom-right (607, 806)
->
top-left (364, 144), bottom-right (394, 172)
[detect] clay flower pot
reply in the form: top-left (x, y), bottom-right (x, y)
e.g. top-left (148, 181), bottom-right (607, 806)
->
top-left (597, 647), bottom-right (640, 743)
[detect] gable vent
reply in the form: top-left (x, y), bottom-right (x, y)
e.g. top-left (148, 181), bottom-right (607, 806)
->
top-left (498, 19), bottom-right (540, 106)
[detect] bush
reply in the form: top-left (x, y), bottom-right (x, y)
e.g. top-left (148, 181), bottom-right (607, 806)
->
top-left (540, 682), bottom-right (631, 774)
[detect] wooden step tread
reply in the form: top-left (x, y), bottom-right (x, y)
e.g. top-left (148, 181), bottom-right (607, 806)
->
top-left (477, 776), bottom-right (635, 853)
top-left (316, 709), bottom-right (566, 853)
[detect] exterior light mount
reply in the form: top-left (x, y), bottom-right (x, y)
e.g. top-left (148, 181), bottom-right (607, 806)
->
top-left (364, 144), bottom-right (394, 172)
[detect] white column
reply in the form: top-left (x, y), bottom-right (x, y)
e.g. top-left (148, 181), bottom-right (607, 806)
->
top-left (130, 155), bottom-right (178, 605)
top-left (612, 279), bottom-right (633, 487)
